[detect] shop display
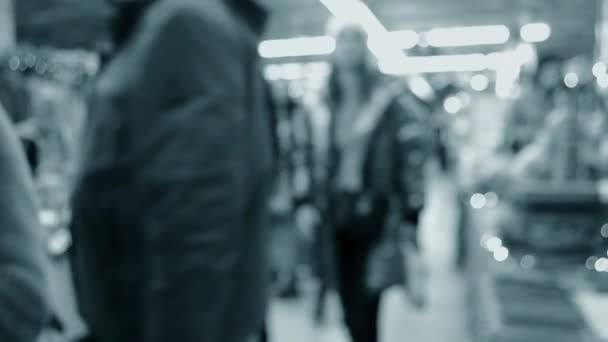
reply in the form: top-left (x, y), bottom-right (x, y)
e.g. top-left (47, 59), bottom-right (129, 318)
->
top-left (474, 276), bottom-right (588, 342)
top-left (459, 54), bottom-right (608, 342)
top-left (2, 46), bottom-right (95, 256)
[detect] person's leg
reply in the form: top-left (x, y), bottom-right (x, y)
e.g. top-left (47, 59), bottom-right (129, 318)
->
top-left (335, 233), bottom-right (380, 342)
top-left (351, 290), bottom-right (381, 342)
top-left (335, 232), bottom-right (357, 335)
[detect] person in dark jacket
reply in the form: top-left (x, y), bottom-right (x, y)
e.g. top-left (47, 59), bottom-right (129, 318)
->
top-left (322, 23), bottom-right (429, 342)
top-left (70, 1), bottom-right (275, 341)
top-left (0, 103), bottom-right (49, 342)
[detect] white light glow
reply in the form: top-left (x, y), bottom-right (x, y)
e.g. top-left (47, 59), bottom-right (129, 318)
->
top-left (515, 43), bottom-right (536, 65)
top-left (393, 53), bottom-right (489, 74)
top-left (593, 62), bottom-right (607, 78)
top-left (602, 224), bottom-right (608, 238)
top-left (494, 246), bottom-right (509, 262)
top-left (520, 23), bottom-right (551, 43)
top-left (486, 237), bottom-right (503, 252)
top-left (444, 96), bottom-right (464, 114)
top-left (387, 30), bottom-right (419, 49)
top-left (264, 65), bottom-right (282, 81)
top-left (470, 74), bottom-right (489, 91)
top-left (425, 25), bottom-right (510, 48)
top-left (597, 75), bottom-right (608, 89)
top-left (39, 209), bottom-right (60, 227)
top-left (587, 256), bottom-right (599, 270)
top-left (264, 62), bottom-right (331, 81)
top-left (259, 36), bottom-right (336, 58)
top-left (408, 76), bottom-right (435, 100)
top-left (484, 192), bottom-right (499, 208)
top-left (595, 258), bottom-right (608, 272)
top-left (470, 193), bottom-right (487, 209)
top-left (564, 72), bottom-right (579, 88)
top-left (495, 53), bottom-right (520, 99)
top-left (281, 63), bottom-right (304, 80)
top-left (480, 233), bottom-right (492, 248)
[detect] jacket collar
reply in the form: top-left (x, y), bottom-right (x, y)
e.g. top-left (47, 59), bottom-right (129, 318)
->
top-left (225, 0), bottom-right (268, 36)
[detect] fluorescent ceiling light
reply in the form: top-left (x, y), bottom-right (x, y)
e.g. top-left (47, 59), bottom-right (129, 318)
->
top-left (391, 54), bottom-right (489, 74)
top-left (265, 52), bottom-right (522, 77)
top-left (259, 36), bottom-right (336, 58)
top-left (264, 62), bottom-right (331, 81)
top-left (520, 23), bottom-right (551, 43)
top-left (425, 25), bottom-right (510, 47)
top-left (260, 25), bottom-right (512, 59)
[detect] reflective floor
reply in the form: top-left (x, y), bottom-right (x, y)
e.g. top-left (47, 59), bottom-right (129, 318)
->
top-left (269, 170), bottom-right (471, 342)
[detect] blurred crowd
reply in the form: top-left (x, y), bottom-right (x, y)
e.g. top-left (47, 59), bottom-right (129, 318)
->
top-left (1, 1), bottom-right (608, 342)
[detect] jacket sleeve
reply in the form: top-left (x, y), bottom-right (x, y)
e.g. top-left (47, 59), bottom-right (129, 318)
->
top-left (392, 93), bottom-right (432, 228)
top-left (0, 107), bottom-right (49, 342)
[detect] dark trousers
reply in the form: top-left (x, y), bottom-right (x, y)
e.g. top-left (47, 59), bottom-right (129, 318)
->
top-left (331, 193), bottom-right (387, 342)
top-left (335, 233), bottom-right (381, 342)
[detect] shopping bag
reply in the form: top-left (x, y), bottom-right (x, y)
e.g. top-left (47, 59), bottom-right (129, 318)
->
top-left (402, 241), bottom-right (428, 309)
top-left (365, 226), bottom-right (428, 309)
top-left (365, 236), bottom-right (405, 293)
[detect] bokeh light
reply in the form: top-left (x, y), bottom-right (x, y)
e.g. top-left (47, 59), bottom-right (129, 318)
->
top-left (470, 193), bottom-right (486, 209)
top-left (493, 246), bottom-right (509, 262)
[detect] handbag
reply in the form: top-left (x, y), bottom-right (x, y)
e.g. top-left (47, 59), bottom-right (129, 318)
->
top-left (365, 200), bottom-right (427, 308)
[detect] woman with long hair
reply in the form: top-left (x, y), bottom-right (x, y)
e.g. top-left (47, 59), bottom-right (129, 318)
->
top-left (322, 22), bottom-right (429, 342)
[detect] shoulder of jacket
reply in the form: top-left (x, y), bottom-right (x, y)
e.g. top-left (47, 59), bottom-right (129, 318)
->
top-left (146, 0), bottom-right (230, 27)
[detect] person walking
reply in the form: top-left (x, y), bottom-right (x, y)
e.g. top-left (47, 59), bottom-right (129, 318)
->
top-left (321, 22), bottom-right (429, 342)
top-left (70, 1), bottom-right (275, 341)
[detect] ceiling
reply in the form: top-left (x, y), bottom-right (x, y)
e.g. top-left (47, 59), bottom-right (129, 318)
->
top-left (13, 0), bottom-right (602, 59)
top-left (263, 0), bottom-right (601, 59)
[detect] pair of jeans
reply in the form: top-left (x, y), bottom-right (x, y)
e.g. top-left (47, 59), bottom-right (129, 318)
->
top-left (331, 192), bottom-right (388, 342)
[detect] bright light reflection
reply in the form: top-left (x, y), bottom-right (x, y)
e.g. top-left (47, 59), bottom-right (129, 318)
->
top-left (564, 73), bottom-right (579, 88)
top-left (486, 236), bottom-right (503, 252)
top-left (396, 53), bottom-right (489, 74)
top-left (259, 36), bottom-right (336, 58)
top-left (601, 224), bottom-right (608, 238)
top-left (484, 192), bottom-right (499, 208)
top-left (595, 258), bottom-right (608, 272)
top-left (480, 233), bottom-right (492, 248)
top-left (515, 43), bottom-right (536, 65)
top-left (470, 193), bottom-right (487, 209)
top-left (494, 246), bottom-right (509, 262)
top-left (593, 62), bottom-right (607, 78)
top-left (597, 75), bottom-right (608, 89)
top-left (520, 23), bottom-right (552, 43)
top-left (470, 74), bottom-right (489, 92)
top-left (39, 210), bottom-right (59, 227)
top-left (444, 96), bottom-right (463, 114)
top-left (587, 256), bottom-right (599, 270)
top-left (425, 25), bottom-right (510, 47)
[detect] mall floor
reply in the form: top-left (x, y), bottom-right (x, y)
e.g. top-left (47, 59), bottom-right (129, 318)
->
top-left (268, 169), bottom-right (472, 342)
top-left (46, 167), bottom-right (470, 342)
